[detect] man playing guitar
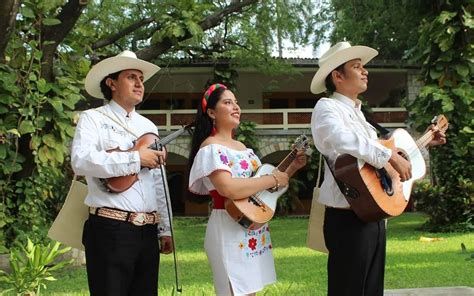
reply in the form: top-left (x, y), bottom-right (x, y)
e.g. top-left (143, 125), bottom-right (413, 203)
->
top-left (309, 42), bottom-right (446, 296)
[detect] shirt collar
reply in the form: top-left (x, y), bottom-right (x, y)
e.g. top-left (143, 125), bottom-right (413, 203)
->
top-left (108, 100), bottom-right (136, 119)
top-left (332, 92), bottom-right (362, 110)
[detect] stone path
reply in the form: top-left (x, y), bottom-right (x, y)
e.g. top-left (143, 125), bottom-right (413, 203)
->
top-left (385, 286), bottom-right (474, 296)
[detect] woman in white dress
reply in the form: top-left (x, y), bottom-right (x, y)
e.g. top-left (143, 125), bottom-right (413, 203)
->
top-left (188, 83), bottom-right (307, 296)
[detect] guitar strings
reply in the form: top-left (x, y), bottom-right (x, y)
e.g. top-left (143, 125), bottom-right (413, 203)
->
top-left (384, 127), bottom-right (447, 180)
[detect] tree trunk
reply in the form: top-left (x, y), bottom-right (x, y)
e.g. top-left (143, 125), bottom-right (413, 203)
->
top-left (40, 0), bottom-right (87, 81)
top-left (0, 0), bottom-right (21, 62)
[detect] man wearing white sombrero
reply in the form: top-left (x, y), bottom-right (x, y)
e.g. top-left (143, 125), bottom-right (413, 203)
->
top-left (309, 42), bottom-right (446, 295)
top-left (71, 50), bottom-right (172, 295)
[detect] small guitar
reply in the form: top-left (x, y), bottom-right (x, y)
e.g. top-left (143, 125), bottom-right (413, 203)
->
top-left (225, 134), bottom-right (310, 229)
top-left (102, 122), bottom-right (194, 193)
top-left (334, 115), bottom-right (448, 222)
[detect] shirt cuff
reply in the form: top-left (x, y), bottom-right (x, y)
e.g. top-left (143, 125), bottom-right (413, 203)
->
top-left (158, 223), bottom-right (171, 237)
top-left (373, 142), bottom-right (392, 169)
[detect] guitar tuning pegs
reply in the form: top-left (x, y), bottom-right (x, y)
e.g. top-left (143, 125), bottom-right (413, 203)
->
top-left (431, 115), bottom-right (438, 124)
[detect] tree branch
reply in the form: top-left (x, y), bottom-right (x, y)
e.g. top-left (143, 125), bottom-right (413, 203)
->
top-left (91, 17), bottom-right (155, 50)
top-left (137, 0), bottom-right (258, 61)
top-left (0, 0), bottom-right (21, 62)
top-left (41, 0), bottom-right (87, 81)
top-left (223, 38), bottom-right (252, 52)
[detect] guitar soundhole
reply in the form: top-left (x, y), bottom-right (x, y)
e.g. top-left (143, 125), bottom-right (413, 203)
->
top-left (398, 150), bottom-right (409, 161)
top-left (248, 197), bottom-right (266, 211)
top-left (376, 168), bottom-right (394, 196)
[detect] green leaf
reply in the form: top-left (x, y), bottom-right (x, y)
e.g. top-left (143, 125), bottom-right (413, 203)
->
top-left (34, 116), bottom-right (46, 128)
top-left (50, 99), bottom-right (63, 113)
top-left (30, 136), bottom-right (42, 150)
top-left (37, 78), bottom-right (52, 93)
top-left (7, 128), bottom-right (20, 137)
top-left (185, 21), bottom-right (203, 36)
top-left (42, 18), bottom-right (62, 26)
top-left (0, 144), bottom-right (7, 159)
top-left (429, 70), bottom-right (442, 80)
top-left (42, 134), bottom-right (57, 148)
top-left (455, 64), bottom-right (469, 77)
top-left (171, 24), bottom-right (186, 37)
top-left (22, 6), bottom-right (35, 18)
top-left (19, 120), bottom-right (35, 134)
top-left (463, 13), bottom-right (474, 28)
top-left (462, 126), bottom-right (473, 134)
top-left (438, 11), bottom-right (457, 24)
top-left (38, 146), bottom-right (51, 162)
top-left (0, 94), bottom-right (15, 104)
top-left (52, 146), bottom-right (64, 163)
top-left (0, 105), bottom-right (8, 114)
top-left (29, 72), bottom-right (38, 81)
top-left (441, 100), bottom-right (454, 112)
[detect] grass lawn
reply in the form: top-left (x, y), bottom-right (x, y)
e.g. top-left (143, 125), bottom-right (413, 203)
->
top-left (3, 213), bottom-right (473, 295)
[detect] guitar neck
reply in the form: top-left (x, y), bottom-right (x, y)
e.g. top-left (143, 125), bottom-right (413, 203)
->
top-left (276, 149), bottom-right (298, 172)
top-left (415, 129), bottom-right (436, 150)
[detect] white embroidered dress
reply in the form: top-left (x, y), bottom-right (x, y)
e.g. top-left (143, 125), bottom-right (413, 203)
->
top-left (189, 144), bottom-right (276, 295)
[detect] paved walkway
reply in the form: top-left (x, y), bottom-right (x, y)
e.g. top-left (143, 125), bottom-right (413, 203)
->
top-left (385, 286), bottom-right (474, 295)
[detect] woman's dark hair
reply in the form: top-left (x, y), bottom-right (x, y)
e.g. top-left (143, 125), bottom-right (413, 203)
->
top-left (324, 63), bottom-right (346, 94)
top-left (188, 86), bottom-right (228, 168)
top-left (99, 70), bottom-right (121, 100)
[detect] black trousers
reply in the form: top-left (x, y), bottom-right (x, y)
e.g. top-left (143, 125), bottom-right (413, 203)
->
top-left (324, 207), bottom-right (386, 296)
top-left (82, 214), bottom-right (160, 296)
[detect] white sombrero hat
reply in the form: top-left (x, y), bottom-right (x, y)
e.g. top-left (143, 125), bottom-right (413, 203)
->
top-left (85, 50), bottom-right (160, 99)
top-left (310, 42), bottom-right (378, 94)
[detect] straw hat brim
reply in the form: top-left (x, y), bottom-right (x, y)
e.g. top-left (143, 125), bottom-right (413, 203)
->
top-left (85, 56), bottom-right (160, 99)
top-left (310, 46), bottom-right (378, 94)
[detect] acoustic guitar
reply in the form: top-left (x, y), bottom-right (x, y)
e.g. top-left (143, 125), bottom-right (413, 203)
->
top-left (225, 134), bottom-right (310, 229)
top-left (102, 123), bottom-right (194, 193)
top-left (334, 115), bottom-right (448, 222)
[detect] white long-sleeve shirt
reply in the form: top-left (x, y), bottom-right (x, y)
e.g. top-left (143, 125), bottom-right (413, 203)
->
top-left (71, 100), bottom-right (171, 236)
top-left (311, 92), bottom-right (392, 208)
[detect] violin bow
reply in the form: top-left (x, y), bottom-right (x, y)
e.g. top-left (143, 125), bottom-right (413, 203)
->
top-left (158, 143), bottom-right (182, 293)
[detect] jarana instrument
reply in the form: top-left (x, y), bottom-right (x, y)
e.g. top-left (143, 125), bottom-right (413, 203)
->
top-left (226, 134), bottom-right (309, 229)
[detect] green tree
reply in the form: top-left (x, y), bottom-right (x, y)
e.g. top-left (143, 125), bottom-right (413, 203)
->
top-left (0, 0), bottom-right (321, 250)
top-left (405, 0), bottom-right (473, 231)
top-left (317, 0), bottom-right (432, 59)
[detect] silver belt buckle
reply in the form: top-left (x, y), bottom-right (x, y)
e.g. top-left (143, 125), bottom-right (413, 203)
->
top-left (130, 212), bottom-right (147, 226)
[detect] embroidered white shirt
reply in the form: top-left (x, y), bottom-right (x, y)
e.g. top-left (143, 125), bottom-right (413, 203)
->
top-left (311, 92), bottom-right (392, 208)
top-left (71, 100), bottom-right (171, 236)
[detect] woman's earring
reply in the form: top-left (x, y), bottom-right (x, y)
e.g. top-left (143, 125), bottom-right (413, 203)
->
top-left (211, 119), bottom-right (217, 136)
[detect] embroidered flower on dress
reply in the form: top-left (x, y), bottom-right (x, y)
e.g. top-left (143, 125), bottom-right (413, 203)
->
top-left (248, 238), bottom-right (257, 250)
top-left (240, 160), bottom-right (249, 170)
top-left (261, 234), bottom-right (266, 245)
top-left (219, 153), bottom-right (229, 165)
top-left (251, 159), bottom-right (258, 171)
top-left (239, 242), bottom-right (244, 249)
